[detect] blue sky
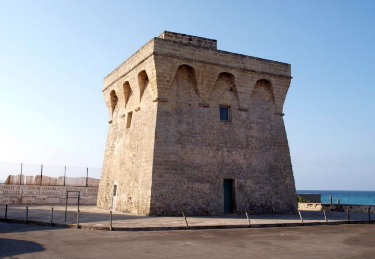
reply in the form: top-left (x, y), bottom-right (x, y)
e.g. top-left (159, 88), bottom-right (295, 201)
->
top-left (0, 0), bottom-right (374, 190)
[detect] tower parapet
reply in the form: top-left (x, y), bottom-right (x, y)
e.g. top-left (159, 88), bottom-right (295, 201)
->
top-left (159, 31), bottom-right (217, 49)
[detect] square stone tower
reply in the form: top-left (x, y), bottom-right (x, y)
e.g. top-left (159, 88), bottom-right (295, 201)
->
top-left (97, 31), bottom-right (297, 215)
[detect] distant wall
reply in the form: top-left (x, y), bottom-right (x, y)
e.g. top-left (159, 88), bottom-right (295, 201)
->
top-left (324, 204), bottom-right (375, 214)
top-left (298, 202), bottom-right (375, 214)
top-left (0, 185), bottom-right (98, 205)
top-left (5, 175), bottom-right (99, 186)
top-left (298, 202), bottom-right (323, 211)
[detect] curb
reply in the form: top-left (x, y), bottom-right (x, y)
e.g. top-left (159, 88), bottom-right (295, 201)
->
top-left (1, 217), bottom-right (374, 231)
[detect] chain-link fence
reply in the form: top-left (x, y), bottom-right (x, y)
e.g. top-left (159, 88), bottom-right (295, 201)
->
top-left (0, 162), bottom-right (101, 187)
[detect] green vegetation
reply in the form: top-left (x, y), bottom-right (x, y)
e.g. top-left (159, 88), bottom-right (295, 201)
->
top-left (297, 195), bottom-right (310, 203)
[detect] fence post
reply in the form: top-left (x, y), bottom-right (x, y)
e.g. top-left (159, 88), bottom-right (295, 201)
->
top-left (369, 207), bottom-right (371, 223)
top-left (20, 163), bottom-right (23, 185)
top-left (25, 206), bottom-right (28, 223)
top-left (245, 212), bottom-right (251, 227)
top-left (180, 208), bottom-right (189, 228)
top-left (323, 208), bottom-right (328, 223)
top-left (76, 209), bottom-right (80, 229)
top-left (109, 210), bottom-right (113, 231)
top-left (63, 166), bottom-right (66, 186)
top-left (65, 192), bottom-right (68, 222)
top-left (78, 192), bottom-right (80, 212)
top-left (40, 164), bottom-right (43, 186)
top-left (347, 207), bottom-right (350, 222)
top-left (86, 167), bottom-right (89, 187)
top-left (5, 204), bottom-right (8, 221)
top-left (51, 207), bottom-right (54, 225)
top-left (298, 210), bottom-right (304, 225)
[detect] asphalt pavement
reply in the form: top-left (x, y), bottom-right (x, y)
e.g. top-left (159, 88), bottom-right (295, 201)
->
top-left (1, 222), bottom-right (374, 258)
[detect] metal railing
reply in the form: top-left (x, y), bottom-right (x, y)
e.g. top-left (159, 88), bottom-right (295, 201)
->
top-left (0, 204), bottom-right (373, 231)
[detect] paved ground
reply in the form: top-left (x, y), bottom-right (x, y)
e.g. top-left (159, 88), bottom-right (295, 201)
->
top-left (1, 222), bottom-right (375, 258)
top-left (0, 205), bottom-right (371, 230)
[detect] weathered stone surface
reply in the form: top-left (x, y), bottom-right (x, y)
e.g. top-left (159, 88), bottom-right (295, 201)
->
top-left (97, 31), bottom-right (297, 215)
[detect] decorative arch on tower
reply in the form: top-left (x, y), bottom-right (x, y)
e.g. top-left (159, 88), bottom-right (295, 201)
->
top-left (170, 64), bottom-right (200, 101)
top-left (138, 70), bottom-right (149, 101)
top-left (209, 72), bottom-right (239, 105)
top-left (250, 79), bottom-right (275, 115)
top-left (109, 89), bottom-right (119, 115)
top-left (122, 81), bottom-right (132, 108)
top-left (177, 65), bottom-right (199, 95)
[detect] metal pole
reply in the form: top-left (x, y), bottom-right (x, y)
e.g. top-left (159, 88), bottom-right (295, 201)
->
top-left (65, 191), bottom-right (68, 222)
top-left (20, 163), bottom-right (23, 185)
top-left (347, 208), bottom-right (350, 222)
top-left (181, 208), bottom-right (189, 228)
top-left (78, 192), bottom-right (80, 212)
top-left (63, 166), bottom-right (66, 186)
top-left (5, 204), bottom-right (8, 221)
top-left (40, 164), bottom-right (43, 186)
top-left (368, 207), bottom-right (371, 223)
top-left (51, 207), bottom-right (54, 225)
top-left (76, 209), bottom-right (80, 228)
top-left (86, 167), bottom-right (88, 187)
top-left (109, 210), bottom-right (113, 231)
top-left (245, 212), bottom-right (251, 227)
top-left (26, 206), bottom-right (29, 223)
top-left (298, 210), bottom-right (304, 225)
top-left (323, 208), bottom-right (328, 223)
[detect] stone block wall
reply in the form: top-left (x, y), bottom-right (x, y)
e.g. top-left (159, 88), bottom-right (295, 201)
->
top-left (97, 31), bottom-right (297, 215)
top-left (0, 185), bottom-right (98, 205)
top-left (97, 44), bottom-right (157, 214)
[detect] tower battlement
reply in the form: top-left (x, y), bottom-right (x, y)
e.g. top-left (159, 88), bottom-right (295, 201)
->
top-left (159, 31), bottom-right (217, 49)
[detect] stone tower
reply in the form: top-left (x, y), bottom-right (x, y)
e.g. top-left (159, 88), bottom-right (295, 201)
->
top-left (97, 31), bottom-right (297, 215)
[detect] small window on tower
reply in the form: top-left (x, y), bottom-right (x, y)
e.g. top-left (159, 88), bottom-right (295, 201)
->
top-left (113, 184), bottom-right (117, 196)
top-left (126, 111), bottom-right (133, 128)
top-left (219, 105), bottom-right (231, 121)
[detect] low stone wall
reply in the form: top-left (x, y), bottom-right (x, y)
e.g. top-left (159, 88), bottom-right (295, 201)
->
top-left (298, 202), bottom-right (323, 211)
top-left (0, 184), bottom-right (98, 205)
top-left (298, 202), bottom-right (375, 214)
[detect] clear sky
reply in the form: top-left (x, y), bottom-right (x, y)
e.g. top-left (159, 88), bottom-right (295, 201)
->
top-left (0, 0), bottom-right (374, 190)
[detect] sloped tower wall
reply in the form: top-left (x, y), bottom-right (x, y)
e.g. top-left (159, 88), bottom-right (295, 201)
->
top-left (97, 41), bottom-right (158, 215)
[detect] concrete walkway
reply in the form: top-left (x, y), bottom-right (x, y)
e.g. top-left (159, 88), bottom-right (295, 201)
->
top-left (0, 205), bottom-right (372, 231)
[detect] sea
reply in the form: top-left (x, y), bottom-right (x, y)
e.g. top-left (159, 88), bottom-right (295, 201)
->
top-left (297, 190), bottom-right (375, 205)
